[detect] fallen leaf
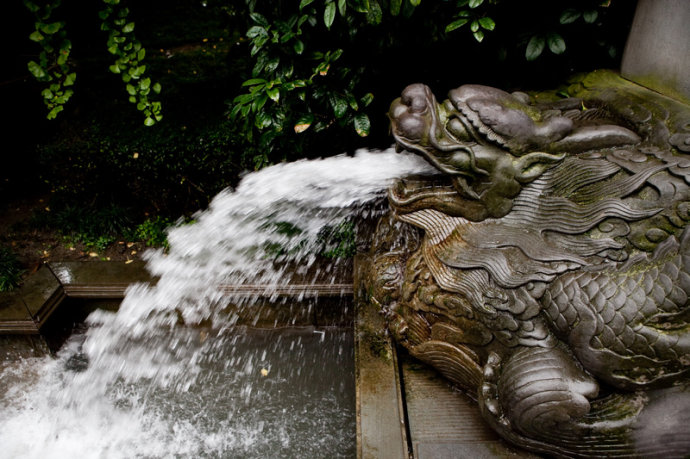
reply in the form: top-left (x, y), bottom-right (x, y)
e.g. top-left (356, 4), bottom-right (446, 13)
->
top-left (260, 368), bottom-right (269, 377)
top-left (89, 252), bottom-right (98, 257)
top-left (125, 260), bottom-right (134, 264)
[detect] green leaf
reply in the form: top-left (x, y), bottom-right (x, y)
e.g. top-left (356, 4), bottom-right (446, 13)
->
top-left (346, 93), bottom-right (359, 110)
top-left (468, 0), bottom-right (483, 8)
top-left (229, 103), bottom-right (242, 119)
top-left (140, 77), bottom-right (151, 90)
top-left (338, 0), bottom-right (347, 16)
top-left (470, 20), bottom-right (479, 32)
top-left (233, 93), bottom-right (254, 104)
top-left (40, 22), bottom-right (62, 34)
top-left (122, 22), bottom-right (135, 33)
top-left (267, 87), bottom-right (280, 102)
top-left (128, 95), bottom-right (136, 103)
top-left (144, 117), bottom-right (155, 126)
top-left (41, 88), bottom-right (54, 99)
top-left (265, 57), bottom-right (280, 73)
top-left (64, 72), bottom-right (76, 86)
top-left (247, 26), bottom-right (267, 38)
top-left (353, 0), bottom-right (370, 12)
top-left (137, 48), bottom-right (145, 60)
top-left (25, 2), bottom-right (40, 13)
top-left (360, 92), bottom-right (374, 107)
top-left (47, 105), bottom-right (64, 120)
top-left (583, 10), bottom-right (598, 23)
top-left (242, 78), bottom-right (267, 87)
top-left (409, 0), bottom-right (421, 6)
top-left (29, 30), bottom-right (44, 42)
top-left (252, 93), bottom-right (268, 112)
top-left (250, 12), bottom-right (269, 27)
top-left (445, 18), bottom-right (468, 33)
top-left (559, 8), bottom-right (581, 24)
top-left (152, 82), bottom-right (161, 94)
top-left (324, 2), bottom-right (336, 28)
top-left (329, 48), bottom-right (344, 62)
top-left (330, 94), bottom-right (348, 118)
top-left (547, 33), bottom-right (566, 54)
top-left (353, 113), bottom-right (370, 137)
top-left (366, 0), bottom-right (382, 24)
top-left (299, 0), bottom-right (316, 9)
top-left (293, 39), bottom-right (305, 55)
top-left (255, 110), bottom-right (273, 129)
top-left (390, 0), bottom-right (402, 15)
top-left (126, 84), bottom-right (136, 95)
top-left (27, 60), bottom-right (47, 79)
top-left (473, 30), bottom-right (484, 42)
top-left (478, 17), bottom-right (495, 31)
top-left (525, 35), bottom-right (545, 61)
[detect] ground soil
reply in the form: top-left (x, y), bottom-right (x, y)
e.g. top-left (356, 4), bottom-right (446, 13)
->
top-left (0, 193), bottom-right (145, 282)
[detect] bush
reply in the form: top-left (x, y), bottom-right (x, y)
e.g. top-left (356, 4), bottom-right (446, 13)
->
top-left (0, 246), bottom-right (24, 292)
top-left (36, 117), bottom-right (247, 217)
top-left (133, 216), bottom-right (174, 248)
top-left (30, 203), bottom-right (133, 251)
top-left (229, 0), bottom-right (636, 162)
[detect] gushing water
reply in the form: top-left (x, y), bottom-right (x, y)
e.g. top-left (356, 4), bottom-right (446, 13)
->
top-left (0, 149), bottom-right (434, 458)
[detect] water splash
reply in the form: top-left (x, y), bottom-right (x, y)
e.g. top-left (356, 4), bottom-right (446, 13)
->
top-left (0, 148), bottom-right (434, 458)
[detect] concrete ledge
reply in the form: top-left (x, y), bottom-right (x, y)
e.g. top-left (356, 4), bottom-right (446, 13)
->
top-left (0, 261), bottom-right (355, 335)
top-left (354, 254), bottom-right (409, 459)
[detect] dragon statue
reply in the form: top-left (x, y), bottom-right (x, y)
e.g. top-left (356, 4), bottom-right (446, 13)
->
top-left (365, 71), bottom-right (690, 457)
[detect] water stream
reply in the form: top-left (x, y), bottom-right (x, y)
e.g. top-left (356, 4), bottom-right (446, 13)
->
top-left (0, 149), bottom-right (434, 458)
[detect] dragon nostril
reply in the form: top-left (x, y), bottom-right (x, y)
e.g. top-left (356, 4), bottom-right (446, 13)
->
top-left (400, 84), bottom-right (429, 113)
top-left (409, 97), bottom-right (427, 113)
top-left (398, 114), bottom-right (424, 140)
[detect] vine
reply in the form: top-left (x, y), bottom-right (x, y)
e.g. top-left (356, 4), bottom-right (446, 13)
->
top-left (24, 0), bottom-right (162, 125)
top-left (99, 0), bottom-right (162, 126)
top-left (24, 0), bottom-right (76, 119)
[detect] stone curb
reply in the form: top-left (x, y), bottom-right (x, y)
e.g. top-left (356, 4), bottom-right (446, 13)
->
top-left (0, 261), bottom-right (354, 334)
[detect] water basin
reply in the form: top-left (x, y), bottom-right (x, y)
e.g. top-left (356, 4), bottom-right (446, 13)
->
top-left (0, 298), bottom-right (356, 458)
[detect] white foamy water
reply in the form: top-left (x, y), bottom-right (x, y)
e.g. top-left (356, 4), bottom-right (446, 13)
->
top-left (0, 149), bottom-right (434, 458)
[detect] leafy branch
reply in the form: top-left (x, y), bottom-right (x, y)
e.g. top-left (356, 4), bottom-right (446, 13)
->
top-left (445, 0), bottom-right (496, 43)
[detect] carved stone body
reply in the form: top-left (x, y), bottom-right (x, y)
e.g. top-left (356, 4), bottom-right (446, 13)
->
top-left (369, 72), bottom-right (690, 457)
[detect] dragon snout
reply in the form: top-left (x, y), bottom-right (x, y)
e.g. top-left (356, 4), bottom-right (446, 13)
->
top-left (388, 84), bottom-right (434, 143)
top-left (400, 84), bottom-right (430, 113)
